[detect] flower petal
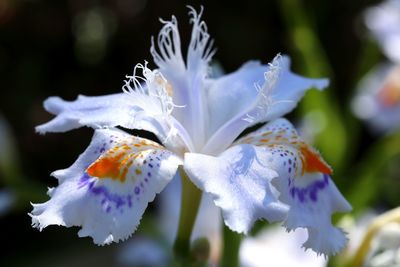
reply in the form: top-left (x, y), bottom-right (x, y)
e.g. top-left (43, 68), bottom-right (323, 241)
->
top-left (184, 145), bottom-right (288, 234)
top-left (206, 60), bottom-right (267, 135)
top-left (202, 55), bottom-right (328, 156)
top-left (36, 93), bottom-right (133, 133)
top-left (30, 128), bottom-right (180, 245)
top-left (151, 7), bottom-right (214, 150)
top-left (36, 64), bottom-right (193, 153)
top-left (237, 118), bottom-right (351, 256)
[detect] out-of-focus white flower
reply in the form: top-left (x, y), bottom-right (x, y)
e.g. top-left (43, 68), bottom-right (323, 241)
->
top-left (240, 226), bottom-right (327, 267)
top-left (365, 0), bottom-right (400, 63)
top-left (0, 114), bottom-right (17, 171)
top-left (355, 0), bottom-right (400, 132)
top-left (0, 115), bottom-right (16, 216)
top-left (352, 64), bottom-right (400, 133)
top-left (343, 208), bottom-right (400, 267)
top-left (366, 222), bottom-right (400, 267)
top-left (118, 236), bottom-right (170, 267)
top-left (0, 189), bottom-right (15, 216)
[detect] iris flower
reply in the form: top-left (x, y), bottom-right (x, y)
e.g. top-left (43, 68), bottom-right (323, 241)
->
top-left (30, 7), bottom-right (351, 256)
top-left (352, 0), bottom-right (400, 133)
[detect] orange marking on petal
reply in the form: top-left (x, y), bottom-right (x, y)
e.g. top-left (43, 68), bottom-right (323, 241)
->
top-left (299, 145), bottom-right (332, 175)
top-left (378, 83), bottom-right (400, 107)
top-left (260, 139), bottom-right (269, 143)
top-left (135, 168), bottom-right (142, 175)
top-left (87, 152), bottom-right (128, 182)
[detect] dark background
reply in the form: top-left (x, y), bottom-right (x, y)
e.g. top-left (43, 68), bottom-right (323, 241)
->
top-left (0, 0), bottom-right (392, 266)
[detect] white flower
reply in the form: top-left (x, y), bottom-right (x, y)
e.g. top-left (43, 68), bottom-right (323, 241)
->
top-left (240, 226), bottom-right (327, 267)
top-left (365, 0), bottom-right (400, 63)
top-left (30, 7), bottom-right (350, 256)
top-left (353, 0), bottom-right (400, 133)
top-left (352, 64), bottom-right (400, 133)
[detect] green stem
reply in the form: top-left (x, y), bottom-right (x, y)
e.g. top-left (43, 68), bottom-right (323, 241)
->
top-left (173, 167), bottom-right (203, 266)
top-left (221, 225), bottom-right (242, 267)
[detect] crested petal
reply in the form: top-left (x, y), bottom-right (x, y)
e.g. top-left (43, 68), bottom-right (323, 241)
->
top-left (151, 7), bottom-right (214, 150)
top-left (36, 93), bottom-right (134, 133)
top-left (30, 128), bottom-right (180, 245)
top-left (202, 55), bottom-right (328, 156)
top-left (236, 118), bottom-right (351, 256)
top-left (184, 145), bottom-right (288, 234)
top-left (36, 64), bottom-right (193, 153)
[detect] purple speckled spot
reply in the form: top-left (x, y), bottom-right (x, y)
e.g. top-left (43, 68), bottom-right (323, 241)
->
top-left (128, 195), bottom-right (133, 208)
top-left (290, 187), bottom-right (295, 198)
top-left (149, 163), bottom-right (153, 168)
top-left (106, 206), bottom-right (111, 213)
top-left (288, 159), bottom-right (292, 165)
top-left (134, 186), bottom-right (140, 195)
top-left (288, 167), bottom-right (292, 173)
top-left (82, 181), bottom-right (134, 212)
top-left (310, 189), bottom-right (317, 201)
top-left (147, 172), bottom-right (152, 177)
top-left (144, 178), bottom-right (149, 182)
top-left (91, 186), bottom-right (104, 195)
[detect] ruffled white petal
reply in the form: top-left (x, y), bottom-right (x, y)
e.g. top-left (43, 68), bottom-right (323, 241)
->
top-left (30, 128), bottom-right (180, 245)
top-left (236, 118), bottom-right (351, 256)
top-left (184, 145), bottom-right (288, 234)
top-left (202, 55), bottom-right (328, 156)
top-left (36, 93), bottom-right (133, 133)
top-left (36, 64), bottom-right (193, 154)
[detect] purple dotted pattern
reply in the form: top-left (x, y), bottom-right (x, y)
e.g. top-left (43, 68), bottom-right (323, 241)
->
top-left (78, 139), bottom-right (171, 214)
top-left (288, 174), bottom-right (329, 203)
top-left (237, 120), bottom-right (331, 205)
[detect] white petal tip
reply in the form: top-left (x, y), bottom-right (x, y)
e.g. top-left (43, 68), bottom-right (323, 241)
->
top-left (302, 227), bottom-right (348, 257)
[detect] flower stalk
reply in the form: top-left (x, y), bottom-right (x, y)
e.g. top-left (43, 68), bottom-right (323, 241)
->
top-left (173, 167), bottom-right (203, 266)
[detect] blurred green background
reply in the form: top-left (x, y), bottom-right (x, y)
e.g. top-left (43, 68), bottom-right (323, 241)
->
top-left (1, 0), bottom-right (399, 266)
